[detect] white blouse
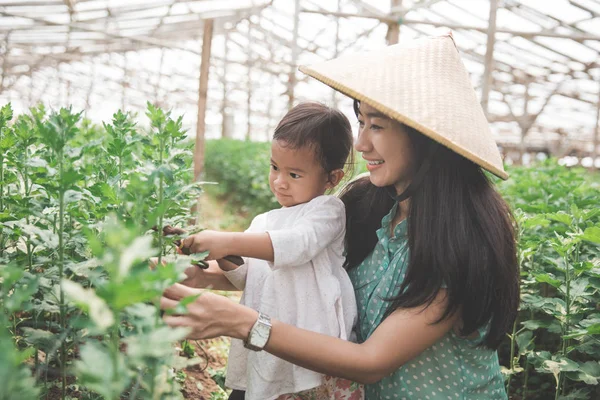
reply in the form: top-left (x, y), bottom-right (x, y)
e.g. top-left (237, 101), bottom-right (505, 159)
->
top-left (223, 195), bottom-right (358, 400)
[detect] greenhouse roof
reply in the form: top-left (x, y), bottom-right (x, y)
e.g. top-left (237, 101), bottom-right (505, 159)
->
top-left (0, 0), bottom-right (599, 162)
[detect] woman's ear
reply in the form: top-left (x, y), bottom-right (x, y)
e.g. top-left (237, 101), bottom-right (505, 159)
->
top-left (326, 169), bottom-right (345, 189)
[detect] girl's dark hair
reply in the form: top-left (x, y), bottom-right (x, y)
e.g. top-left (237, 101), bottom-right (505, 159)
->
top-left (272, 102), bottom-right (354, 177)
top-left (340, 100), bottom-right (519, 349)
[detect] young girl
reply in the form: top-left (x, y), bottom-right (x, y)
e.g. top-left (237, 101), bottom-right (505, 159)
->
top-left (181, 102), bottom-right (363, 400)
top-left (163, 34), bottom-right (520, 399)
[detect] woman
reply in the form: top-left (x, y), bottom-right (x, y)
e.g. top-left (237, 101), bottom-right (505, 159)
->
top-left (162, 33), bottom-right (520, 399)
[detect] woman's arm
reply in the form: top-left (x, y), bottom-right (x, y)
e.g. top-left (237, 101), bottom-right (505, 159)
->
top-left (161, 284), bottom-right (456, 384)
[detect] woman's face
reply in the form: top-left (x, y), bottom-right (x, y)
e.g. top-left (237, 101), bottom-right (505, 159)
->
top-left (355, 102), bottom-right (417, 194)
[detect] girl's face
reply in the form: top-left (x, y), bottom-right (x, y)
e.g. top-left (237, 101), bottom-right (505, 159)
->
top-left (269, 140), bottom-right (332, 207)
top-left (355, 102), bottom-right (417, 194)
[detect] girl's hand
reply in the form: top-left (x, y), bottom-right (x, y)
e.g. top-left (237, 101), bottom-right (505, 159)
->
top-left (160, 283), bottom-right (257, 340)
top-left (182, 230), bottom-right (232, 260)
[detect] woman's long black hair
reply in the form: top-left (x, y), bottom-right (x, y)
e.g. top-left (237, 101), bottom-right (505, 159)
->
top-left (340, 100), bottom-right (520, 349)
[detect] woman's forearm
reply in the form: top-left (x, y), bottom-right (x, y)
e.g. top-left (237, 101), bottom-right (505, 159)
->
top-left (231, 292), bottom-right (455, 385)
top-left (265, 321), bottom-right (379, 384)
top-left (227, 313), bottom-right (381, 384)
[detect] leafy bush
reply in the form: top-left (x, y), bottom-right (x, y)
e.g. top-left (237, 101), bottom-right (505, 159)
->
top-left (496, 161), bottom-right (600, 400)
top-left (204, 139), bottom-right (279, 217)
top-left (0, 103), bottom-right (205, 399)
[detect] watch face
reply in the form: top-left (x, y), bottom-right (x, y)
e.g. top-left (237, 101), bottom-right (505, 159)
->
top-left (253, 322), bottom-right (270, 347)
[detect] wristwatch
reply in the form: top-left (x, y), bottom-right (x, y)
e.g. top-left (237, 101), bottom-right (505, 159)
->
top-left (244, 312), bottom-right (272, 351)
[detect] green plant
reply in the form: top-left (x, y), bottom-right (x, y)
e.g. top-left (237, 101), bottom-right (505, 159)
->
top-left (0, 102), bottom-right (208, 399)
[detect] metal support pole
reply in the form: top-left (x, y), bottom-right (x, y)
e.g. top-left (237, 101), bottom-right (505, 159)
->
top-left (300, 9), bottom-right (600, 41)
top-left (194, 19), bottom-right (214, 182)
top-left (481, 0), bottom-right (498, 116)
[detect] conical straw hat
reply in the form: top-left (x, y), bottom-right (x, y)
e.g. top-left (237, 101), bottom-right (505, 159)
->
top-left (298, 33), bottom-right (508, 180)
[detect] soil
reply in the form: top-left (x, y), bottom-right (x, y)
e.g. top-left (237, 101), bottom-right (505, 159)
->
top-left (180, 338), bottom-right (231, 399)
top-left (40, 338), bottom-right (230, 399)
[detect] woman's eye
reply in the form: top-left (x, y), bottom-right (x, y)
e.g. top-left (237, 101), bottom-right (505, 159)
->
top-left (271, 164), bottom-right (278, 171)
top-left (371, 124), bottom-right (383, 131)
top-left (290, 173), bottom-right (301, 179)
top-left (358, 120), bottom-right (365, 128)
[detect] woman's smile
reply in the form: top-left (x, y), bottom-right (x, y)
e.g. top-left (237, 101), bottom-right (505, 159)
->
top-left (365, 158), bottom-right (385, 171)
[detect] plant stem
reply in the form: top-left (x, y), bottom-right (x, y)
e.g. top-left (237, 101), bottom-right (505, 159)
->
top-left (117, 155), bottom-right (123, 216)
top-left (157, 140), bottom-right (164, 266)
top-left (111, 320), bottom-right (120, 390)
top-left (0, 149), bottom-right (4, 259)
top-left (507, 319), bottom-right (518, 395)
top-left (556, 242), bottom-right (577, 400)
top-left (58, 149), bottom-right (66, 400)
top-left (0, 146), bottom-right (4, 213)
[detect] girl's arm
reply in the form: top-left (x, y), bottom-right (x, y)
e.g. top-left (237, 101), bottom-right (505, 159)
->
top-left (161, 284), bottom-right (457, 384)
top-left (181, 260), bottom-right (241, 291)
top-left (182, 196), bottom-right (345, 268)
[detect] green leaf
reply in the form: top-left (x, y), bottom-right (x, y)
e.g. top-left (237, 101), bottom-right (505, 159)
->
top-left (567, 361), bottom-right (600, 385)
top-left (61, 280), bottom-right (115, 331)
top-left (522, 319), bottom-right (552, 331)
top-left (516, 330), bottom-right (534, 355)
top-left (21, 327), bottom-right (57, 352)
top-left (74, 341), bottom-right (129, 398)
top-left (586, 323), bottom-right (600, 335)
top-left (521, 214), bottom-right (551, 229)
top-left (125, 326), bottom-right (189, 360)
top-left (0, 330), bottom-right (40, 400)
top-left (568, 277), bottom-right (590, 299)
top-left (535, 273), bottom-right (562, 288)
top-left (118, 235), bottom-right (155, 280)
top-left (546, 212), bottom-right (573, 226)
top-left (581, 226), bottom-right (600, 245)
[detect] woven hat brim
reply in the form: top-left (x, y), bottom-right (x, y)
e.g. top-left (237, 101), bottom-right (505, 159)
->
top-left (299, 48), bottom-right (509, 181)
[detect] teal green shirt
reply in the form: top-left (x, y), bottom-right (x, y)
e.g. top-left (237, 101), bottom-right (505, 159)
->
top-left (347, 203), bottom-right (507, 399)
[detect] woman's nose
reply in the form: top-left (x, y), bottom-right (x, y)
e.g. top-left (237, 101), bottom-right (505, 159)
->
top-left (354, 129), bottom-right (370, 153)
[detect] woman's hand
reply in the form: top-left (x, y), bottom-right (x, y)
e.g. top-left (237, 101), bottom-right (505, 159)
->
top-left (182, 230), bottom-right (233, 260)
top-left (161, 283), bottom-right (257, 339)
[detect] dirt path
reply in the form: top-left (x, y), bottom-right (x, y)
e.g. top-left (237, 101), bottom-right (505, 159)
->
top-left (184, 190), bottom-right (247, 399)
top-left (198, 187), bottom-right (250, 232)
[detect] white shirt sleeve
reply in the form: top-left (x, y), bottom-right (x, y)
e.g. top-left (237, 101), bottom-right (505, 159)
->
top-left (222, 262), bottom-right (248, 290)
top-left (222, 213), bottom-right (267, 289)
top-left (267, 196), bottom-right (345, 269)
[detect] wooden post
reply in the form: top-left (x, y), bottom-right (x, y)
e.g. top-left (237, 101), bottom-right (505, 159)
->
top-left (0, 33), bottom-right (9, 95)
top-left (246, 20), bottom-right (253, 140)
top-left (122, 54), bottom-right (127, 111)
top-left (519, 78), bottom-right (531, 164)
top-left (194, 19), bottom-right (214, 182)
top-left (594, 76), bottom-right (600, 167)
top-left (331, 0), bottom-right (341, 107)
top-left (288, 0), bottom-right (300, 110)
top-left (221, 30), bottom-right (229, 138)
top-left (28, 69), bottom-right (33, 106)
top-left (481, 0), bottom-right (499, 116)
top-left (386, 0), bottom-right (403, 45)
